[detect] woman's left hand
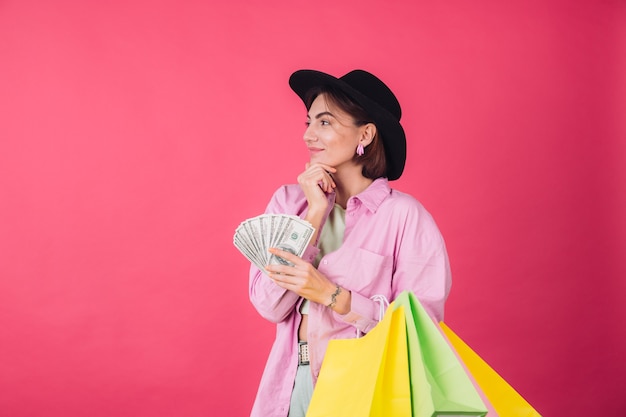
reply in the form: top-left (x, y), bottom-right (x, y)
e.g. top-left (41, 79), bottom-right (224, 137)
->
top-left (265, 247), bottom-right (336, 305)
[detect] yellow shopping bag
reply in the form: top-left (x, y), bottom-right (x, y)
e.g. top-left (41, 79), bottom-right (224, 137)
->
top-left (440, 323), bottom-right (542, 417)
top-left (306, 305), bottom-right (411, 417)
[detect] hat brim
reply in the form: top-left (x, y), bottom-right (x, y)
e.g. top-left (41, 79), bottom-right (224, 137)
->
top-left (289, 70), bottom-right (406, 181)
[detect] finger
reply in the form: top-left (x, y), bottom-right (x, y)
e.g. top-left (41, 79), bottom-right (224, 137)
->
top-left (266, 268), bottom-right (305, 290)
top-left (326, 175), bottom-right (336, 191)
top-left (317, 179), bottom-right (329, 192)
top-left (268, 274), bottom-right (296, 291)
top-left (267, 270), bottom-right (295, 282)
top-left (307, 162), bottom-right (336, 173)
top-left (268, 247), bottom-right (300, 265)
top-left (312, 171), bottom-right (335, 192)
top-left (265, 263), bottom-right (297, 276)
top-left (302, 165), bottom-right (335, 181)
top-left (320, 170), bottom-right (336, 190)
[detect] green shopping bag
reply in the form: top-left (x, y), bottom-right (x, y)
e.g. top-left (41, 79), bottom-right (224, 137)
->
top-left (306, 305), bottom-right (411, 417)
top-left (440, 323), bottom-right (542, 417)
top-left (393, 291), bottom-right (488, 417)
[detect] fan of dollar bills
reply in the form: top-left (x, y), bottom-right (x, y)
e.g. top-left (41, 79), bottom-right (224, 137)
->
top-left (233, 214), bottom-right (315, 272)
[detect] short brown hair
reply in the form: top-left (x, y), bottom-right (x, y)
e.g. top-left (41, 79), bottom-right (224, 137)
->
top-left (304, 85), bottom-right (387, 180)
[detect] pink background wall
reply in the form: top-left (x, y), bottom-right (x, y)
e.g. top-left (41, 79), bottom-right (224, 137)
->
top-left (1, 1), bottom-right (625, 415)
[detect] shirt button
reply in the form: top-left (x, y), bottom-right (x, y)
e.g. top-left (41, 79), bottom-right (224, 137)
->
top-left (323, 260), bottom-right (328, 265)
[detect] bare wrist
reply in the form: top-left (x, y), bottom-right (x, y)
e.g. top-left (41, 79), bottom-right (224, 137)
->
top-left (305, 209), bottom-right (326, 244)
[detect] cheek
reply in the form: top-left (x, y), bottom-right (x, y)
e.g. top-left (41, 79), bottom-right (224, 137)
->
top-left (337, 141), bottom-right (358, 160)
top-left (324, 129), bottom-right (358, 155)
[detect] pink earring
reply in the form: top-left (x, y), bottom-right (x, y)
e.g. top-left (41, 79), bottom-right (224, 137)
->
top-left (356, 143), bottom-right (365, 156)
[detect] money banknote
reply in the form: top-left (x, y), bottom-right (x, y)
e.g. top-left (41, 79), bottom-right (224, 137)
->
top-left (233, 214), bottom-right (315, 272)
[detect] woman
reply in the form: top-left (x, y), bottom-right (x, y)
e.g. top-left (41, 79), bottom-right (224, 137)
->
top-left (248, 69), bottom-right (451, 417)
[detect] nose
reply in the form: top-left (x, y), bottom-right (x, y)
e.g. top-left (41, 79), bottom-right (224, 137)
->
top-left (303, 123), bottom-right (316, 143)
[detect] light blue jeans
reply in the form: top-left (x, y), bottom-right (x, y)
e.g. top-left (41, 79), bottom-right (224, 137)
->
top-left (288, 364), bottom-right (314, 417)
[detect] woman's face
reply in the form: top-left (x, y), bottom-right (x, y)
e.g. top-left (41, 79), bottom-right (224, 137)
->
top-left (304, 94), bottom-right (364, 170)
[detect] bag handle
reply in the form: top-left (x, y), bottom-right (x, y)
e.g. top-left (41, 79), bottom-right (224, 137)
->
top-left (356, 294), bottom-right (390, 338)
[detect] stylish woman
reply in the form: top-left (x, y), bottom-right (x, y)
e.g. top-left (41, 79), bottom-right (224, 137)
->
top-left (248, 69), bottom-right (451, 417)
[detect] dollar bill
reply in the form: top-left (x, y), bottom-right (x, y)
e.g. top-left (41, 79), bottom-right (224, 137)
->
top-left (268, 217), bottom-right (315, 267)
top-left (233, 213), bottom-right (315, 271)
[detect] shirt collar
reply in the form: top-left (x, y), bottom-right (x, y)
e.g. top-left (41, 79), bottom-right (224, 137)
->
top-left (349, 177), bottom-right (391, 213)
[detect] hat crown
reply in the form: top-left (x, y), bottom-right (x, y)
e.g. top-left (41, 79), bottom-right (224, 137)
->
top-left (340, 70), bottom-right (402, 121)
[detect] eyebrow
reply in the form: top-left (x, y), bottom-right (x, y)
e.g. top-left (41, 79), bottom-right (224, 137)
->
top-left (307, 111), bottom-right (335, 120)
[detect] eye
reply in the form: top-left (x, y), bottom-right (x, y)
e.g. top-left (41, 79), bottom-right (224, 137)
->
top-left (320, 120), bottom-right (330, 126)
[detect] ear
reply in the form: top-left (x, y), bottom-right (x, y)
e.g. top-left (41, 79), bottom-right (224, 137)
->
top-left (359, 123), bottom-right (377, 147)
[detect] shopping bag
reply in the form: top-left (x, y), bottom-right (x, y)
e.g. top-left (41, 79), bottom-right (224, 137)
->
top-left (440, 323), bottom-right (542, 417)
top-left (306, 305), bottom-right (411, 417)
top-left (436, 325), bottom-right (500, 417)
top-left (393, 291), bottom-right (488, 417)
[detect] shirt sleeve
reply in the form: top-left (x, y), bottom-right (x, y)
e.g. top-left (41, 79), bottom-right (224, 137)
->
top-left (248, 186), bottom-right (322, 323)
top-left (335, 291), bottom-right (386, 334)
top-left (391, 201), bottom-right (452, 322)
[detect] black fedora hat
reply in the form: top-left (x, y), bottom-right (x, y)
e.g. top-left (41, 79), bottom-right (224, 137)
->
top-left (289, 69), bottom-right (406, 181)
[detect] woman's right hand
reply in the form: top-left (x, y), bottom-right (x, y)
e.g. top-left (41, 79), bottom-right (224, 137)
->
top-left (297, 162), bottom-right (336, 211)
top-left (297, 162), bottom-right (336, 239)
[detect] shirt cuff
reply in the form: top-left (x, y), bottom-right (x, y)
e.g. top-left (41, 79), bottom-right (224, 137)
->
top-left (336, 290), bottom-right (379, 334)
top-left (301, 244), bottom-right (320, 264)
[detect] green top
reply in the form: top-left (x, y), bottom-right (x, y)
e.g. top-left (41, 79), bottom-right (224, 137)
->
top-left (300, 204), bottom-right (346, 315)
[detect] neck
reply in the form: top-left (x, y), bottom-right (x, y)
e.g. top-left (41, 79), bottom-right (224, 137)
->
top-left (332, 166), bottom-right (374, 208)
